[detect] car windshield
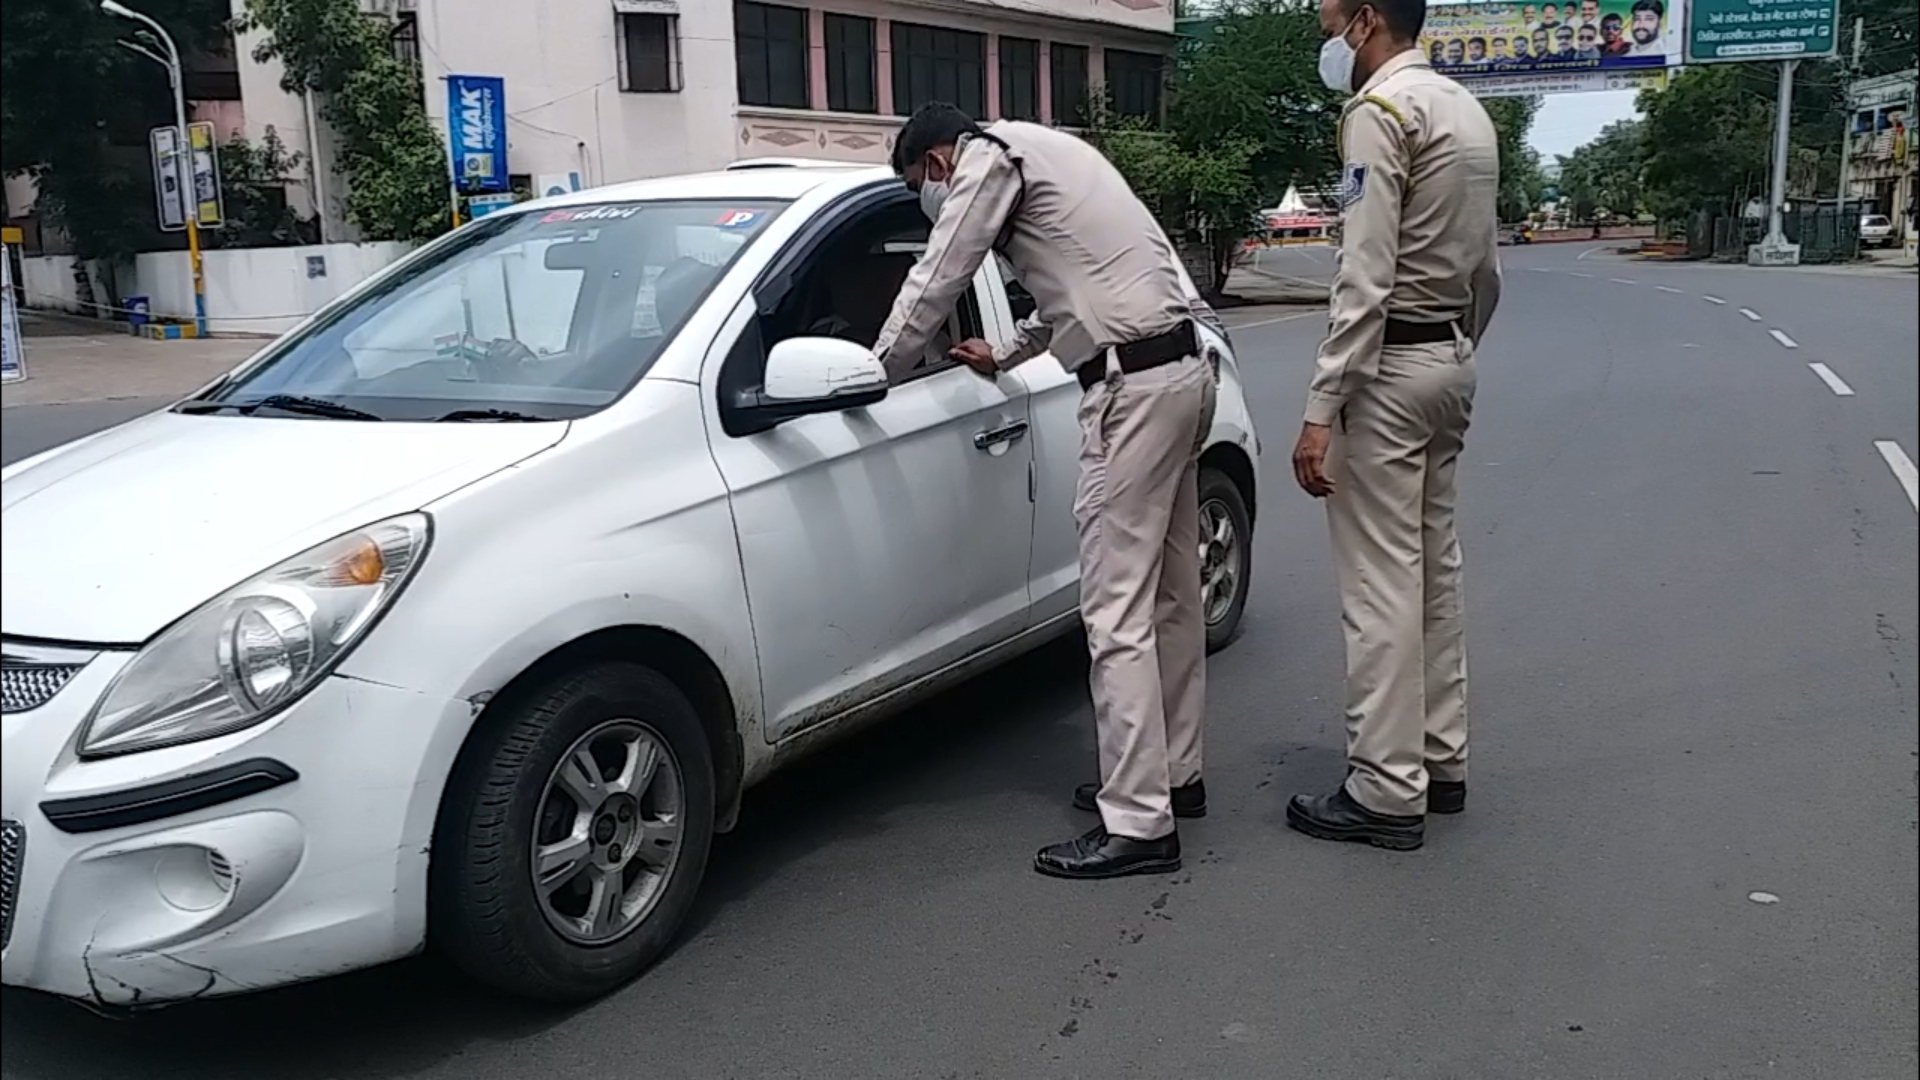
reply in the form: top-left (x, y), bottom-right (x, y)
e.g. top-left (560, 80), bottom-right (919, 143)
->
top-left (187, 199), bottom-right (788, 422)
top-left (1863, 215), bottom-right (1890, 226)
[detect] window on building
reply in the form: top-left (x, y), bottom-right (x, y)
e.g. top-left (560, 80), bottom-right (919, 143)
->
top-left (1049, 43), bottom-right (1090, 126)
top-left (618, 12), bottom-right (680, 93)
top-left (891, 22), bottom-right (986, 118)
top-left (390, 11), bottom-right (420, 73)
top-left (736, 1), bottom-right (810, 109)
top-left (825, 13), bottom-right (878, 113)
top-left (998, 37), bottom-right (1040, 121)
top-left (1107, 49), bottom-right (1164, 121)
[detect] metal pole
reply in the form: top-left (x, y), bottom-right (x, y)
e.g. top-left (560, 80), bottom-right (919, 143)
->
top-left (1765, 58), bottom-right (1798, 248)
top-left (105, 3), bottom-right (207, 336)
top-left (1835, 16), bottom-right (1864, 254)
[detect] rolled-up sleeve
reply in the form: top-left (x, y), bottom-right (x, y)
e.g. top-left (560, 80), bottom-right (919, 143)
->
top-left (874, 140), bottom-right (1024, 379)
top-left (1305, 101), bottom-right (1409, 426)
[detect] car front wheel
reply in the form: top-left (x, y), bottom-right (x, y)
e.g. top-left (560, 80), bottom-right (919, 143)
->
top-left (431, 661), bottom-right (716, 1002)
top-left (1200, 466), bottom-right (1253, 653)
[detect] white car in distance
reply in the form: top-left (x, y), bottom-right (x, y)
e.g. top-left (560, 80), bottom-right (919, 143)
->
top-left (1857, 213), bottom-right (1894, 249)
top-left (0, 162), bottom-right (1261, 1007)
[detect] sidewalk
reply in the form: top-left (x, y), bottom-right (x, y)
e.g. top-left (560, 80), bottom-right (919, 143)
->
top-left (2, 310), bottom-right (266, 409)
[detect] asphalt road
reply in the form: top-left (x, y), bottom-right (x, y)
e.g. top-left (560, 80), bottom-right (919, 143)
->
top-left (3, 245), bottom-right (1916, 1079)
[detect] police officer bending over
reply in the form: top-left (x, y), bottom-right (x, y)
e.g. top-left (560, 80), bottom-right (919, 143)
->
top-left (873, 103), bottom-right (1217, 880)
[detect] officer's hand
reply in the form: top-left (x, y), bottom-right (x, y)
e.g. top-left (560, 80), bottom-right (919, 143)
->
top-left (950, 338), bottom-right (998, 377)
top-left (1292, 423), bottom-right (1335, 498)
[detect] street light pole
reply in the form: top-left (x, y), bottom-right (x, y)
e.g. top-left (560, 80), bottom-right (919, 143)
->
top-left (102, 0), bottom-right (207, 337)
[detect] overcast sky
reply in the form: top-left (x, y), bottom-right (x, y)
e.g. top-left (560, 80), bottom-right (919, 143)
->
top-left (1530, 90), bottom-right (1642, 163)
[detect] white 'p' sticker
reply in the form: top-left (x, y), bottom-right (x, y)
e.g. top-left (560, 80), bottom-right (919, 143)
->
top-left (1339, 163), bottom-right (1368, 208)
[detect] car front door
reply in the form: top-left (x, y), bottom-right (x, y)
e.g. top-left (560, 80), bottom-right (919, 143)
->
top-left (985, 254), bottom-right (1084, 627)
top-left (704, 195), bottom-right (1036, 745)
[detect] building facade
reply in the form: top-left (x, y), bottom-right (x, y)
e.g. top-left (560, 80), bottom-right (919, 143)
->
top-left (392, 0), bottom-right (1174, 198)
top-left (8, 0), bottom-right (1175, 256)
top-left (1841, 69), bottom-right (1917, 242)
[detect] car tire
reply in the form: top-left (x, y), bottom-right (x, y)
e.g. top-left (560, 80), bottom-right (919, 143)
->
top-left (431, 661), bottom-right (716, 1003)
top-left (1200, 466), bottom-right (1253, 654)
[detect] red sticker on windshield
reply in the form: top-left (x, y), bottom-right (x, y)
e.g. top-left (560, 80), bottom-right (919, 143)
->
top-left (541, 205), bottom-right (639, 223)
top-left (715, 210), bottom-right (761, 230)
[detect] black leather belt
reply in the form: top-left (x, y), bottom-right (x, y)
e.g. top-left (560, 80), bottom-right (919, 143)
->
top-left (1077, 320), bottom-right (1199, 391)
top-left (1383, 318), bottom-right (1462, 346)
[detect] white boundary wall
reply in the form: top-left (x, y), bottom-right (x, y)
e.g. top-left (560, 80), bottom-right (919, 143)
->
top-left (20, 242), bottom-right (411, 336)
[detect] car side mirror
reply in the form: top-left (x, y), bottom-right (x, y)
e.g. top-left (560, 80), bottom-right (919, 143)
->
top-left (730, 336), bottom-right (889, 435)
top-left (764, 336), bottom-right (888, 402)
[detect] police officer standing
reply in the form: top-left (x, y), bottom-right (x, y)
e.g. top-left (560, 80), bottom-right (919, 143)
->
top-left (873, 103), bottom-right (1216, 880)
top-left (1287, 0), bottom-right (1502, 851)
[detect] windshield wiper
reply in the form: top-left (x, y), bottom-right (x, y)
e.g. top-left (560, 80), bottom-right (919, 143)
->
top-left (179, 394), bottom-right (382, 421)
top-left (434, 408), bottom-right (553, 422)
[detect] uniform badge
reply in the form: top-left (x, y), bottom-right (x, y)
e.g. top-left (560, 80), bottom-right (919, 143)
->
top-left (1339, 163), bottom-right (1368, 208)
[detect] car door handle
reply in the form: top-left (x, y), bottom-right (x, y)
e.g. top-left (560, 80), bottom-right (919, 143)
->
top-left (973, 420), bottom-right (1030, 450)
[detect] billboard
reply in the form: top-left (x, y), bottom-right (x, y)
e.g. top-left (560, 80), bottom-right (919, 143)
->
top-left (447, 74), bottom-right (510, 194)
top-left (1421, 0), bottom-right (1682, 96)
top-left (1685, 0), bottom-right (1837, 63)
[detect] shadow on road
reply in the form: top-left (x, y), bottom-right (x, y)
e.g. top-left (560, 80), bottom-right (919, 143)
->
top-left (0, 637), bottom-right (1094, 1080)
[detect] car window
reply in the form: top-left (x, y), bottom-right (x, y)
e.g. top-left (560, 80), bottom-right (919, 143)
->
top-left (195, 200), bottom-right (787, 421)
top-left (767, 200), bottom-right (984, 387)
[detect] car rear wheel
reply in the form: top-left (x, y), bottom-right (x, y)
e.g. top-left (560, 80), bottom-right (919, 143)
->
top-left (431, 661), bottom-right (715, 1003)
top-left (1200, 466), bottom-right (1253, 653)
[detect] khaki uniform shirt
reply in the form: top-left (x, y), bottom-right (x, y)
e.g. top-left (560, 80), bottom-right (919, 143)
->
top-left (873, 120), bottom-right (1198, 380)
top-left (1306, 50), bottom-right (1503, 426)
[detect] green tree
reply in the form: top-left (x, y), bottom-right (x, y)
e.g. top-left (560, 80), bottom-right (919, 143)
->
top-left (213, 126), bottom-right (316, 247)
top-left (1, 0), bottom-right (230, 264)
top-left (1097, 0), bottom-right (1341, 293)
top-left (1556, 119), bottom-right (1647, 220)
top-left (242, 0), bottom-right (449, 242)
top-left (1482, 96), bottom-right (1546, 222)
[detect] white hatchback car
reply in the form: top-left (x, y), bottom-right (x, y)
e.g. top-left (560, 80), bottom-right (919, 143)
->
top-left (0, 163), bottom-right (1260, 1007)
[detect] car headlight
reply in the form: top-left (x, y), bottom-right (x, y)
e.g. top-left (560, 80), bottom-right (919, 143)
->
top-left (78, 513), bottom-right (432, 758)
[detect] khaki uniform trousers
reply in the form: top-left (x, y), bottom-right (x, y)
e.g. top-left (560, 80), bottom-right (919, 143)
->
top-left (1327, 336), bottom-right (1477, 818)
top-left (1075, 354), bottom-right (1218, 841)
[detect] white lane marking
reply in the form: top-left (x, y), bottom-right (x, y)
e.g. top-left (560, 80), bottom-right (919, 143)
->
top-left (1739, 307), bottom-right (1763, 321)
top-left (1875, 441), bottom-right (1919, 512)
top-left (1610, 277), bottom-right (1638, 285)
top-left (1577, 246), bottom-right (1606, 260)
top-left (1527, 267), bottom-right (1554, 273)
top-left (1702, 295), bottom-right (1728, 304)
top-left (1807, 363), bottom-right (1854, 396)
top-left (1769, 329), bottom-right (1799, 349)
top-left (1570, 271), bottom-right (1594, 278)
top-left (1655, 285), bottom-right (1685, 294)
top-left (1225, 311), bottom-right (1320, 332)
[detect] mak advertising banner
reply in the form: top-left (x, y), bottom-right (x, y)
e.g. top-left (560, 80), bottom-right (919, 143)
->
top-left (447, 74), bottom-right (509, 194)
top-left (1421, 0), bottom-right (1682, 97)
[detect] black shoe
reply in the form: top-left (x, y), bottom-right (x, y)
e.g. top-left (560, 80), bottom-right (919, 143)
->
top-left (1285, 788), bottom-right (1425, 851)
top-left (1033, 826), bottom-right (1182, 880)
top-left (1429, 779), bottom-right (1466, 816)
top-left (1071, 778), bottom-right (1208, 818)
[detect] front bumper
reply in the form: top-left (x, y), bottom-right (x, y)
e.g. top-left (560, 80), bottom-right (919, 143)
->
top-left (1, 654), bottom-right (472, 1006)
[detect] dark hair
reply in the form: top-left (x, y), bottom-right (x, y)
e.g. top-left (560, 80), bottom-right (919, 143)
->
top-left (1344, 0), bottom-right (1426, 42)
top-left (1469, 36), bottom-right (1487, 47)
top-left (1630, 0), bottom-right (1664, 16)
top-left (890, 102), bottom-right (981, 175)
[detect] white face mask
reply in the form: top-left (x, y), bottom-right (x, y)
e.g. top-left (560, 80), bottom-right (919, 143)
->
top-left (1318, 15), bottom-right (1365, 93)
top-left (919, 181), bottom-right (949, 222)
top-left (917, 151), bottom-right (954, 221)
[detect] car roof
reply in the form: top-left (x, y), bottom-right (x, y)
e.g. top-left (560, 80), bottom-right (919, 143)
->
top-left (507, 163), bottom-right (895, 217)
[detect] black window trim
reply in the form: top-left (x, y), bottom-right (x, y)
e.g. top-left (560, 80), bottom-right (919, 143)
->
top-left (617, 10), bottom-right (681, 94)
top-left (735, 0), bottom-right (812, 110)
top-left (823, 11), bottom-right (879, 114)
top-left (889, 20), bottom-right (988, 119)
